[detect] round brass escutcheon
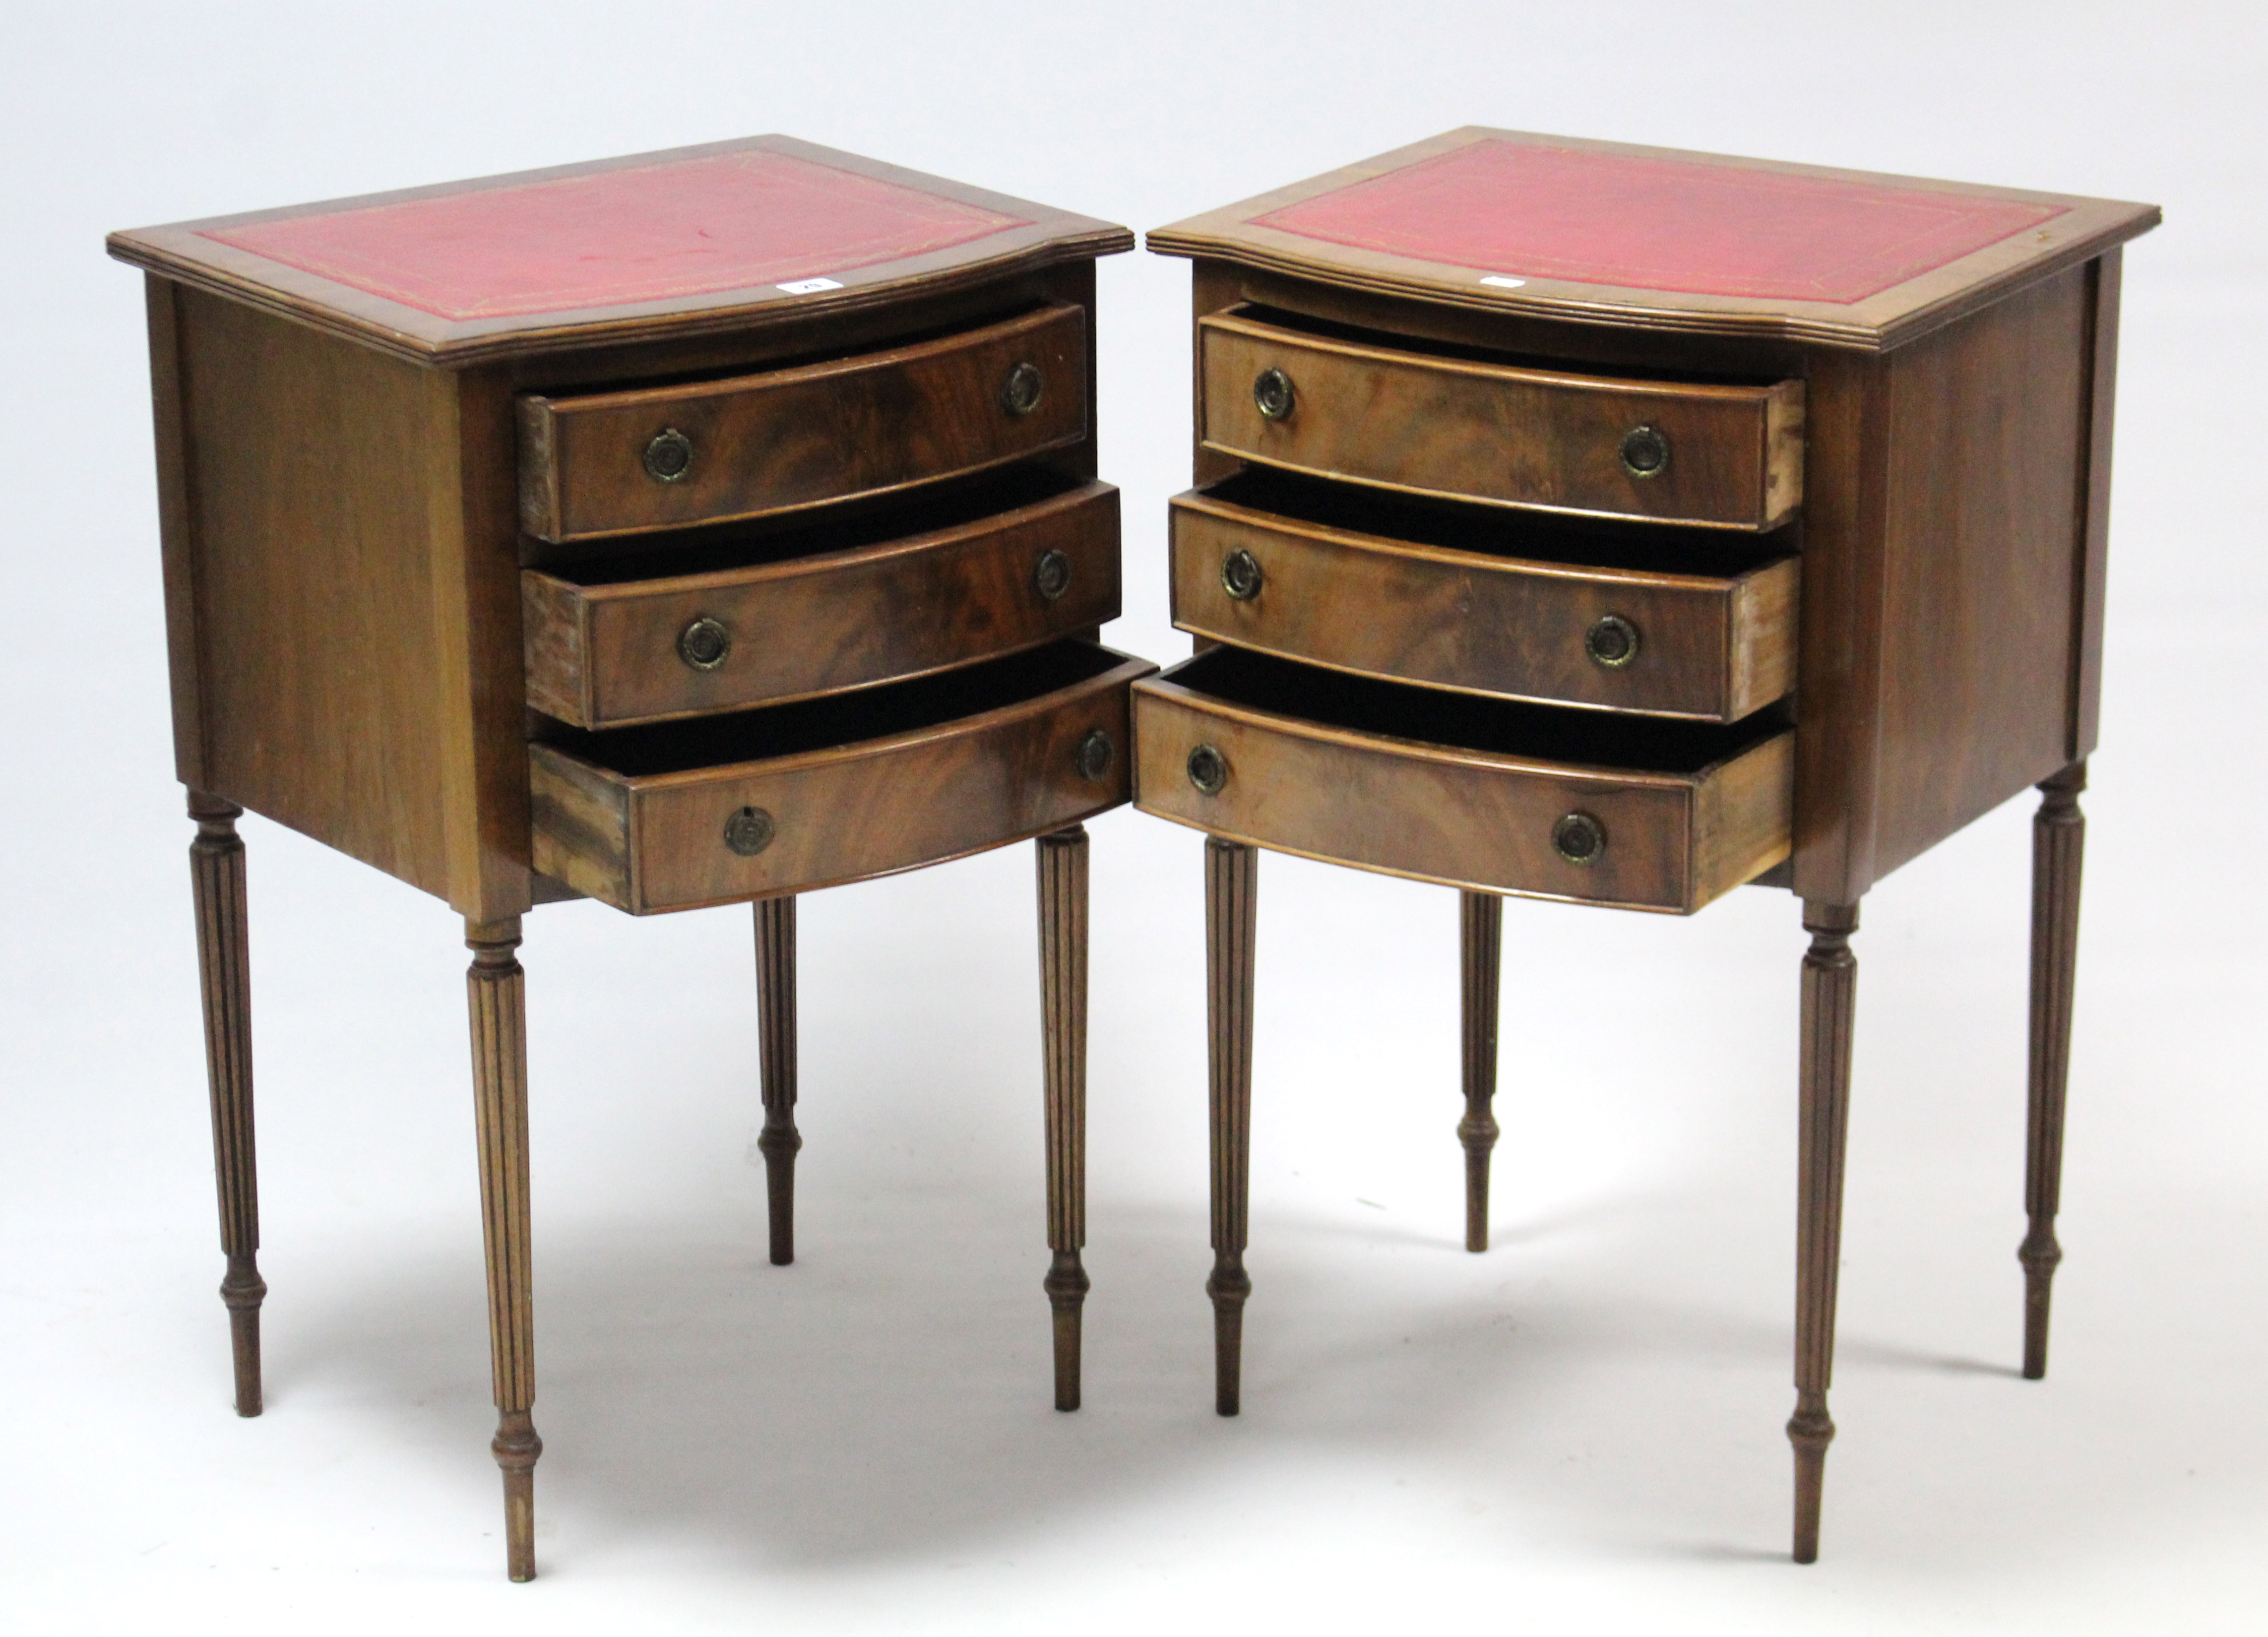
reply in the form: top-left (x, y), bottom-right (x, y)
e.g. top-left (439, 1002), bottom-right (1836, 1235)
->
top-left (1075, 728), bottom-right (1116, 781)
top-left (1253, 367), bottom-right (1295, 421)
top-left (1619, 423), bottom-right (1670, 479)
top-left (677, 616), bottom-right (732, 671)
top-left (1584, 614), bottom-right (1640, 669)
top-left (724, 806), bottom-right (775, 858)
top-left (1034, 548), bottom-right (1072, 602)
top-left (643, 427), bottom-right (695, 484)
top-left (1001, 361), bottom-right (1046, 417)
top-left (1187, 743), bottom-right (1229, 796)
top-left (1552, 811), bottom-right (1607, 866)
top-left (1220, 547), bottom-right (1263, 601)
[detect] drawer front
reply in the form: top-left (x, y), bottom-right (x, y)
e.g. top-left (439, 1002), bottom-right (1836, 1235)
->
top-left (1132, 676), bottom-right (1792, 914)
top-left (525, 482), bottom-right (1121, 728)
top-left (520, 303), bottom-right (1089, 542)
top-left (531, 649), bottom-right (1154, 914)
top-left (1171, 492), bottom-right (1798, 721)
top-left (1198, 313), bottom-right (1803, 531)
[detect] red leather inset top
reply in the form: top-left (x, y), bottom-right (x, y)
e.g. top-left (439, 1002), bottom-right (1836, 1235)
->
top-left (1254, 140), bottom-right (2065, 305)
top-left (202, 150), bottom-right (1033, 320)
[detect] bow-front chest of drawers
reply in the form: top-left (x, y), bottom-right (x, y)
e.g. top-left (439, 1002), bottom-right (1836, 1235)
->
top-left (108, 136), bottom-right (1148, 1579)
top-left (1137, 128), bottom-right (2158, 1560)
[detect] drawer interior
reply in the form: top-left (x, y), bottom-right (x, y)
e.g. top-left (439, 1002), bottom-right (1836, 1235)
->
top-left (1194, 469), bottom-right (1793, 576)
top-left (1168, 645), bottom-right (1786, 773)
top-left (540, 639), bottom-right (1128, 776)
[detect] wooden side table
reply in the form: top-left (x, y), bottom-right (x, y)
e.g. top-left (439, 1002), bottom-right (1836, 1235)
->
top-left (109, 136), bottom-right (1149, 1579)
top-left (1135, 128), bottom-right (2158, 1559)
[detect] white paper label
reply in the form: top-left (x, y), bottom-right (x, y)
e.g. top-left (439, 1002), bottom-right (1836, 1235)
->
top-left (1479, 275), bottom-right (1527, 289)
top-left (776, 277), bottom-right (844, 294)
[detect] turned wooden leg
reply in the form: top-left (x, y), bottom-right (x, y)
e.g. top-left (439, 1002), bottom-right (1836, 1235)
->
top-left (1036, 825), bottom-right (1090, 1411)
top-left (1458, 890), bottom-right (1504, 1254)
top-left (189, 790), bottom-right (265, 1418)
top-left (467, 917), bottom-right (540, 1583)
top-left (1789, 900), bottom-right (1859, 1564)
top-left (1205, 838), bottom-right (1258, 1416)
top-left (2022, 761), bottom-right (2086, 1380)
top-left (754, 896), bottom-right (801, 1267)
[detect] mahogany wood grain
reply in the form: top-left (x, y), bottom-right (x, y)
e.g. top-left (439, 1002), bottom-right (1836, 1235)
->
top-left (1458, 891), bottom-right (1503, 1253)
top-left (523, 480), bottom-right (1122, 728)
top-left (1198, 310), bottom-right (1803, 531)
top-left (1169, 478), bottom-right (1798, 721)
top-left (530, 644), bottom-right (1153, 914)
top-left (189, 790), bottom-right (264, 1417)
top-left (754, 896), bottom-right (800, 1267)
top-left (1036, 825), bottom-right (1091, 1411)
top-left (519, 303), bottom-right (1089, 543)
top-left (2071, 252), bottom-right (2123, 760)
top-left (466, 917), bottom-right (540, 1582)
top-left (2022, 762), bottom-right (2085, 1379)
top-left (1790, 901), bottom-right (1858, 1565)
top-left (1205, 838), bottom-right (1258, 1416)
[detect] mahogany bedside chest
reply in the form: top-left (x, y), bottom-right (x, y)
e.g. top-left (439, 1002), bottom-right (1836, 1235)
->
top-left (108, 136), bottom-right (1149, 1579)
top-left (1135, 128), bottom-right (2157, 1559)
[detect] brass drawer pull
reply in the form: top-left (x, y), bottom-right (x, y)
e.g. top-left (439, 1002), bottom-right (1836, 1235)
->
top-left (1220, 548), bottom-right (1263, 601)
top-left (1584, 615), bottom-right (1640, 669)
top-left (642, 427), bottom-right (694, 483)
top-left (1002, 361), bottom-right (1046, 417)
top-left (1253, 367), bottom-right (1295, 421)
top-left (1188, 743), bottom-right (1229, 795)
top-left (1552, 811), bottom-right (1606, 865)
top-left (1075, 728), bottom-right (1116, 781)
top-left (677, 616), bottom-right (732, 671)
top-left (1619, 423), bottom-right (1670, 478)
top-left (724, 806), bottom-right (775, 857)
top-left (1034, 548), bottom-right (1072, 602)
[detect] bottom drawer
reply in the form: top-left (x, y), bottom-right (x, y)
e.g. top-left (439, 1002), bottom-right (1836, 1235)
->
top-left (1133, 648), bottom-right (1791, 913)
top-left (533, 641), bottom-right (1156, 914)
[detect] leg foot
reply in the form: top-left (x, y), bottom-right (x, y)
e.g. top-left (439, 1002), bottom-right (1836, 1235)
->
top-left (1789, 900), bottom-right (1858, 1564)
top-left (1206, 838), bottom-right (1258, 1417)
top-left (1458, 891), bottom-right (1503, 1253)
top-left (1037, 826), bottom-right (1089, 1411)
top-left (754, 897), bottom-right (800, 1267)
top-left (2022, 762), bottom-right (2085, 1380)
top-left (189, 790), bottom-right (264, 1417)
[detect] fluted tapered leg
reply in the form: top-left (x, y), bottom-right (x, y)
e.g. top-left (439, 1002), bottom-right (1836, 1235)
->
top-left (189, 789), bottom-right (265, 1418)
top-left (1458, 891), bottom-right (1503, 1254)
top-left (1789, 900), bottom-right (1858, 1564)
top-left (467, 917), bottom-right (540, 1583)
top-left (2022, 761), bottom-right (2086, 1380)
top-left (1036, 825), bottom-right (1090, 1411)
top-left (1205, 838), bottom-right (1258, 1416)
top-left (754, 896), bottom-right (801, 1267)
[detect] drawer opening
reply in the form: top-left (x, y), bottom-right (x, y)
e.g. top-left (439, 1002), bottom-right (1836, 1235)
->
top-left (1195, 469), bottom-right (1793, 577)
top-left (539, 640), bottom-right (1127, 776)
top-left (1168, 646), bottom-right (1787, 774)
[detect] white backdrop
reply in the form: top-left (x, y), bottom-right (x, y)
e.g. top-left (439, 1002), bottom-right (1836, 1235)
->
top-left (3, 4), bottom-right (2264, 1633)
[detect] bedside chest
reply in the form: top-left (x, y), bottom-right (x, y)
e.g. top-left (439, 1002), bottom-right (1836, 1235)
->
top-left (108, 136), bottom-right (1149, 1579)
top-left (1137, 128), bottom-right (2157, 1559)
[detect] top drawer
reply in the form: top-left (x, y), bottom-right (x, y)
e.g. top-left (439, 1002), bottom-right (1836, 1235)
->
top-left (519, 303), bottom-right (1089, 542)
top-left (1198, 310), bottom-right (1804, 532)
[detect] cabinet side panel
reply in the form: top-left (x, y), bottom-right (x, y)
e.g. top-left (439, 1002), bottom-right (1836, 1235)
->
top-left (146, 276), bottom-right (209, 788)
top-left (177, 288), bottom-right (456, 896)
top-left (2071, 248), bottom-right (2122, 759)
top-left (1870, 267), bottom-right (2089, 881)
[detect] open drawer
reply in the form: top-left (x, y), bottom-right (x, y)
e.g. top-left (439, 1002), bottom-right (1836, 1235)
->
top-left (1133, 647), bottom-right (1791, 913)
top-left (1171, 471), bottom-right (1797, 722)
top-left (533, 641), bottom-right (1156, 913)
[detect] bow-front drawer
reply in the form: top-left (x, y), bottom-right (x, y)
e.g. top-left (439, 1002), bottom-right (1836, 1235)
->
top-left (519, 302), bottom-right (1089, 542)
top-left (1198, 309), bottom-right (1804, 531)
top-left (1133, 647), bottom-right (1791, 914)
top-left (1170, 472), bottom-right (1797, 722)
top-left (530, 641), bottom-right (1155, 914)
top-left (523, 475), bottom-right (1121, 728)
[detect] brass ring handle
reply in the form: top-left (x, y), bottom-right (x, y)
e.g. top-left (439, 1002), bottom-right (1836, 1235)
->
top-left (724, 806), bottom-right (775, 857)
top-left (1584, 614), bottom-right (1640, 669)
top-left (643, 427), bottom-right (694, 483)
top-left (1075, 728), bottom-right (1116, 781)
top-left (1001, 361), bottom-right (1046, 417)
top-left (1253, 367), bottom-right (1295, 421)
top-left (677, 616), bottom-right (732, 672)
top-left (1187, 743), bottom-right (1229, 795)
top-left (1552, 811), bottom-right (1606, 865)
top-left (1221, 548), bottom-right (1263, 601)
top-left (1034, 548), bottom-right (1072, 602)
top-left (1619, 424), bottom-right (1670, 478)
